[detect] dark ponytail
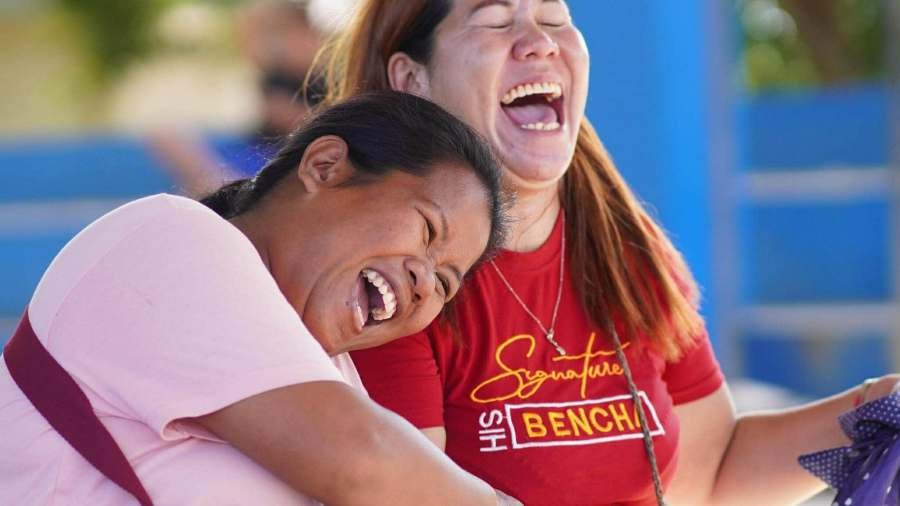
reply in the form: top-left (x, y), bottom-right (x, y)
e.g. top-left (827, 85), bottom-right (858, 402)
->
top-left (200, 90), bottom-right (508, 253)
top-left (201, 179), bottom-right (251, 218)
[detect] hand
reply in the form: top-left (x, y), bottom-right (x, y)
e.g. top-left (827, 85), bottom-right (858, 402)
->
top-left (859, 373), bottom-right (900, 405)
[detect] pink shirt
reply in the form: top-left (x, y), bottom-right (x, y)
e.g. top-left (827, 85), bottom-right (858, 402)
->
top-left (0, 194), bottom-right (363, 505)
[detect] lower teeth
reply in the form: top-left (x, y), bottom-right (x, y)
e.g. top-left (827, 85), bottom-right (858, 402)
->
top-left (372, 309), bottom-right (392, 321)
top-left (522, 121), bottom-right (560, 131)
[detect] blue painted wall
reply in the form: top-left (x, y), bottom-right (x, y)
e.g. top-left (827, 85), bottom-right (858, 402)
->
top-left (736, 86), bottom-right (894, 397)
top-left (744, 85), bottom-right (890, 169)
top-left (570, 0), bottom-right (718, 343)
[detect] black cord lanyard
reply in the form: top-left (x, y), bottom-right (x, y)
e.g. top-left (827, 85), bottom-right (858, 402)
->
top-left (603, 315), bottom-right (667, 506)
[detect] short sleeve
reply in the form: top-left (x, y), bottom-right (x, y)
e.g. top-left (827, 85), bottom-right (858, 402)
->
top-left (351, 331), bottom-right (444, 428)
top-left (662, 328), bottom-right (725, 405)
top-left (38, 195), bottom-right (345, 439)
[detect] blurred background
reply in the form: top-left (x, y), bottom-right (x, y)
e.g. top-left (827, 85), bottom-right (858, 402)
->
top-left (0, 0), bottom-right (897, 434)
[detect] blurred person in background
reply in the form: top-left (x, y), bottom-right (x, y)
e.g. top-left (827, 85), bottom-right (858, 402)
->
top-left (320, 1), bottom-right (900, 505)
top-left (150, 0), bottom-right (324, 196)
top-left (0, 92), bottom-right (519, 506)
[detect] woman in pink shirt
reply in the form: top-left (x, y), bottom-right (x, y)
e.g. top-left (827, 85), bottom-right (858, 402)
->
top-left (0, 91), bottom-right (518, 505)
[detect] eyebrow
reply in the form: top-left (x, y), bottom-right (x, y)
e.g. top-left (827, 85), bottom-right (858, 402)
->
top-left (468, 0), bottom-right (563, 17)
top-left (469, 0), bottom-right (513, 16)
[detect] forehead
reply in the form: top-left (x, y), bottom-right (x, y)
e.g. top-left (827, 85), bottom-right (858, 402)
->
top-left (400, 162), bottom-right (493, 260)
top-left (420, 164), bottom-right (490, 223)
top-left (448, 0), bottom-right (565, 13)
top-left (423, 161), bottom-right (486, 197)
top-left (373, 163), bottom-right (489, 214)
top-left (437, 0), bottom-right (572, 37)
top-left (425, 163), bottom-right (494, 265)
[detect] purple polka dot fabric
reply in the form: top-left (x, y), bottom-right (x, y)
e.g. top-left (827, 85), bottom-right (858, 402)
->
top-left (799, 392), bottom-right (900, 506)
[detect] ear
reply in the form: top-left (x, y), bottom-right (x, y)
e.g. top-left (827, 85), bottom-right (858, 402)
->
top-left (387, 52), bottom-right (431, 97)
top-left (296, 135), bottom-right (354, 193)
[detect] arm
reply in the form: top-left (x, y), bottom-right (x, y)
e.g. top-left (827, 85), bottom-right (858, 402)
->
top-left (351, 330), bottom-right (450, 452)
top-left (666, 375), bottom-right (899, 505)
top-left (421, 426), bottom-right (447, 450)
top-left (196, 381), bottom-right (497, 506)
top-left (146, 129), bottom-right (242, 197)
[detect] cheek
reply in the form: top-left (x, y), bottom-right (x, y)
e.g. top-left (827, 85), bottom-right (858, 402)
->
top-left (561, 33), bottom-right (590, 85)
top-left (352, 210), bottom-right (422, 254)
top-left (296, 301), bottom-right (339, 353)
top-left (406, 297), bottom-right (445, 334)
top-left (436, 29), bottom-right (508, 73)
top-left (430, 38), bottom-right (506, 108)
top-left (439, 92), bottom-right (491, 137)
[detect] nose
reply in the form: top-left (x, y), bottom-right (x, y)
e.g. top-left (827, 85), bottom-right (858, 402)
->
top-left (404, 257), bottom-right (437, 304)
top-left (512, 23), bottom-right (559, 61)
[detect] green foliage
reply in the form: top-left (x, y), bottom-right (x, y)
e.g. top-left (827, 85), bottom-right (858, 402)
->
top-left (53, 0), bottom-right (174, 82)
top-left (741, 0), bottom-right (887, 91)
top-left (836, 0), bottom-right (886, 79)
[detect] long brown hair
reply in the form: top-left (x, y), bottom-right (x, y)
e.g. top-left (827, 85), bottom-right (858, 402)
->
top-left (317, 0), bottom-right (703, 360)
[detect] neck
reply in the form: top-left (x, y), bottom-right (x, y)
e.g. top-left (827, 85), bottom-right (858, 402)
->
top-left (229, 211), bottom-right (273, 273)
top-left (505, 184), bottom-right (561, 252)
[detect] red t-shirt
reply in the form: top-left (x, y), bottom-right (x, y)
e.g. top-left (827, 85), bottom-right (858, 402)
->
top-left (352, 213), bottom-right (724, 506)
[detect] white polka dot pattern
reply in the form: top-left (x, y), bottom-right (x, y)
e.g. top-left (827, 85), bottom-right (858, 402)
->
top-left (799, 392), bottom-right (900, 506)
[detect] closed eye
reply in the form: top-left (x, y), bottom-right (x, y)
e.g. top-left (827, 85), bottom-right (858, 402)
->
top-left (437, 273), bottom-right (451, 300)
top-left (470, 3), bottom-right (513, 29)
top-left (539, 21), bottom-right (566, 27)
top-left (421, 211), bottom-right (435, 245)
top-left (426, 219), bottom-right (436, 244)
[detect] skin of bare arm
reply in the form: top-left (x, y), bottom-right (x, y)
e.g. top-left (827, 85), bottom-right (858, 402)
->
top-left (195, 381), bottom-right (498, 506)
top-left (421, 426), bottom-right (448, 450)
top-left (411, 376), bottom-right (898, 505)
top-left (147, 130), bottom-right (242, 197)
top-left (666, 375), bottom-right (900, 505)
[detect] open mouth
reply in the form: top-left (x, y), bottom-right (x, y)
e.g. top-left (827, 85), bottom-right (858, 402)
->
top-left (500, 81), bottom-right (565, 132)
top-left (355, 268), bottom-right (397, 328)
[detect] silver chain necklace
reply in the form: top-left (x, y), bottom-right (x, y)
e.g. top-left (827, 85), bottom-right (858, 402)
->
top-left (489, 215), bottom-right (567, 356)
top-left (491, 216), bottom-right (666, 503)
top-left (491, 214), bottom-right (665, 504)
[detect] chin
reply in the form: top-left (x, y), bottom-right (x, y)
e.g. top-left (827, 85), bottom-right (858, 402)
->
top-left (305, 322), bottom-right (341, 355)
top-left (500, 156), bottom-right (570, 188)
top-left (341, 335), bottom-right (388, 354)
top-left (493, 138), bottom-right (574, 187)
top-left (328, 327), bottom-right (380, 354)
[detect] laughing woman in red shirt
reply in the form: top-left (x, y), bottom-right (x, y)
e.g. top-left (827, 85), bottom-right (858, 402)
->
top-left (319, 1), bottom-right (900, 505)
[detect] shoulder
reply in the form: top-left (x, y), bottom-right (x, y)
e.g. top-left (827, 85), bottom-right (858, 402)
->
top-left (38, 193), bottom-right (246, 283)
top-left (131, 193), bottom-right (237, 240)
top-left (83, 193), bottom-right (264, 289)
top-left (89, 193), bottom-right (256, 266)
top-left (30, 194), bottom-right (258, 335)
top-left (40, 193), bottom-right (230, 264)
top-left (89, 193), bottom-right (214, 231)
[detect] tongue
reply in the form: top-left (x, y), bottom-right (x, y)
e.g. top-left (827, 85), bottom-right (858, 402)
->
top-left (502, 102), bottom-right (558, 126)
top-left (366, 282), bottom-right (385, 311)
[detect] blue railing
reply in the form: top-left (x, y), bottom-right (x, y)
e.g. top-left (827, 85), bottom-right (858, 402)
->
top-left (0, 133), bottom-right (262, 342)
top-left (736, 84), bottom-right (896, 397)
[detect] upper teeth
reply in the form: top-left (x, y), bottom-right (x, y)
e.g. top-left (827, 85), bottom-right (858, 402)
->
top-left (362, 269), bottom-right (397, 321)
top-left (501, 81), bottom-right (563, 105)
